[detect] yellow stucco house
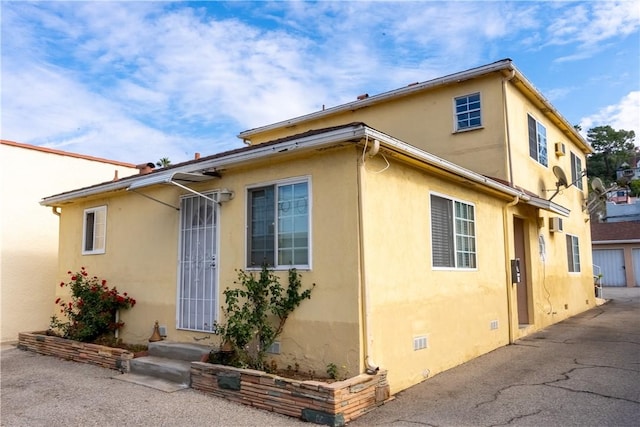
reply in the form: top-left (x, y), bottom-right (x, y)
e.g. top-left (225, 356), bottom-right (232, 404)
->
top-left (1, 140), bottom-right (137, 343)
top-left (40, 59), bottom-right (594, 395)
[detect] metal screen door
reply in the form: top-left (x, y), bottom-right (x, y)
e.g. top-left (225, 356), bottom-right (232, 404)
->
top-left (178, 193), bottom-right (217, 332)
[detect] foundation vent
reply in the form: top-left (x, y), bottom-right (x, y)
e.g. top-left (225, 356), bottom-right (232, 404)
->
top-left (413, 336), bottom-right (428, 351)
top-left (266, 341), bottom-right (281, 354)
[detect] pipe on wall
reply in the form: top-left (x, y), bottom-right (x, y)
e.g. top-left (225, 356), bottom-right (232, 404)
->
top-left (357, 140), bottom-right (380, 374)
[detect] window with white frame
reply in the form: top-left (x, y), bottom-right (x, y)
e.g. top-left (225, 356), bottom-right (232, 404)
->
top-left (454, 93), bottom-right (482, 131)
top-left (247, 179), bottom-right (310, 268)
top-left (527, 114), bottom-right (548, 166)
top-left (430, 194), bottom-right (476, 269)
top-left (566, 234), bottom-right (580, 272)
top-left (570, 152), bottom-right (583, 190)
top-left (82, 206), bottom-right (107, 255)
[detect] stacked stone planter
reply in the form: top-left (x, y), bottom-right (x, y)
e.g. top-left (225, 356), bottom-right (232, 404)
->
top-left (17, 331), bottom-right (134, 372)
top-left (191, 362), bottom-right (390, 426)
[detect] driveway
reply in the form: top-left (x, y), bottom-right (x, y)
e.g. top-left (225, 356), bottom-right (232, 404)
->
top-left (352, 287), bottom-right (640, 426)
top-left (2, 288), bottom-right (638, 426)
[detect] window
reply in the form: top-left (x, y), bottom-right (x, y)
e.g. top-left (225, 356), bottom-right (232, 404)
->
top-left (570, 152), bottom-right (583, 190)
top-left (430, 194), bottom-right (476, 269)
top-left (566, 234), bottom-right (580, 272)
top-left (82, 206), bottom-right (106, 254)
top-left (454, 93), bottom-right (482, 131)
top-left (528, 114), bottom-right (548, 166)
top-left (247, 179), bottom-right (310, 268)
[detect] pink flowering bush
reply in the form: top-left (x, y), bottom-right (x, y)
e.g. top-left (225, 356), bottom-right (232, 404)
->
top-left (49, 267), bottom-right (136, 342)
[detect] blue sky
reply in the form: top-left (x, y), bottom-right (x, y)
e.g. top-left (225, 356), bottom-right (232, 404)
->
top-left (2, 1), bottom-right (639, 164)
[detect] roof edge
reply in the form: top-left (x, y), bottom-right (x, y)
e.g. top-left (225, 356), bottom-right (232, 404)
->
top-left (1, 139), bottom-right (137, 168)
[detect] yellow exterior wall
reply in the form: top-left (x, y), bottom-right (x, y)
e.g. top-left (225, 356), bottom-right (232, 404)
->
top-left (359, 154), bottom-right (512, 393)
top-left (54, 147), bottom-right (364, 376)
top-left (245, 75), bottom-right (510, 181)
top-left (0, 142), bottom-right (137, 343)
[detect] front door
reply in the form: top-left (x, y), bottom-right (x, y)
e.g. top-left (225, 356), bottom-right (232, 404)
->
top-left (513, 217), bottom-right (530, 324)
top-left (178, 193), bottom-right (218, 332)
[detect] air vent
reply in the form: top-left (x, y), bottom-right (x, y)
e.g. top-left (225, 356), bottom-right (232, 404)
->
top-left (490, 320), bottom-right (499, 330)
top-left (554, 142), bottom-right (566, 156)
top-left (549, 217), bottom-right (564, 233)
top-left (266, 341), bottom-right (281, 354)
top-left (413, 336), bottom-right (428, 351)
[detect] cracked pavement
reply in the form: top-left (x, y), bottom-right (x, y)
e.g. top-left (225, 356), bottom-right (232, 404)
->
top-left (353, 287), bottom-right (640, 427)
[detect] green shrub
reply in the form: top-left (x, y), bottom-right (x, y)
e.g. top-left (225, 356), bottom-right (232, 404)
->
top-left (49, 268), bottom-right (136, 342)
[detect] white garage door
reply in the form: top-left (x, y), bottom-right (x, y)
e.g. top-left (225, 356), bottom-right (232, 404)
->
top-left (633, 248), bottom-right (640, 287)
top-left (593, 249), bottom-right (626, 287)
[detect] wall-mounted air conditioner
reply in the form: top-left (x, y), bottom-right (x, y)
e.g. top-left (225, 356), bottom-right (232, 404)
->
top-left (549, 217), bottom-right (564, 233)
top-left (554, 142), bottom-right (566, 157)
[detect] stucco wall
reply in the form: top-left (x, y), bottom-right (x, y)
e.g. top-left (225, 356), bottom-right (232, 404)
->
top-left (54, 146), bottom-right (364, 376)
top-left (245, 75), bottom-right (510, 182)
top-left (0, 142), bottom-right (137, 343)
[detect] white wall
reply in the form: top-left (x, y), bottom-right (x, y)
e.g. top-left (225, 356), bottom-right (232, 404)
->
top-left (0, 142), bottom-right (138, 343)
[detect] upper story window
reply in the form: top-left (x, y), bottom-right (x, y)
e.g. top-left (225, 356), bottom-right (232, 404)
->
top-left (527, 114), bottom-right (548, 167)
top-left (570, 152), bottom-right (583, 190)
top-left (82, 206), bottom-right (107, 255)
top-left (430, 194), bottom-right (476, 269)
top-left (566, 234), bottom-right (580, 273)
top-left (247, 178), bottom-right (310, 269)
top-left (454, 93), bottom-right (482, 131)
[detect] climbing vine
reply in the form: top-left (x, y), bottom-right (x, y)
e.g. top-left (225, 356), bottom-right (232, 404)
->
top-left (214, 264), bottom-right (315, 370)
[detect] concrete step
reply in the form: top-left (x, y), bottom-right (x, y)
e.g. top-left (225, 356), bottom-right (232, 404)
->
top-left (129, 356), bottom-right (193, 386)
top-left (148, 341), bottom-right (211, 362)
top-left (112, 372), bottom-right (190, 393)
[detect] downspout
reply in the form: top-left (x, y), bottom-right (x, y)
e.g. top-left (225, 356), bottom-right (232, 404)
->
top-left (51, 207), bottom-right (61, 216)
top-left (502, 69), bottom-right (516, 185)
top-left (357, 139), bottom-right (380, 374)
top-left (503, 195), bottom-right (519, 344)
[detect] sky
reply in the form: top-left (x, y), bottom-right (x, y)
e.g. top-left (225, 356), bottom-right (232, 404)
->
top-left (2, 1), bottom-right (639, 164)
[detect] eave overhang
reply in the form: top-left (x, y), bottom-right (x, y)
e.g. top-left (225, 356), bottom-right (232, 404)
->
top-left (40, 123), bottom-right (570, 217)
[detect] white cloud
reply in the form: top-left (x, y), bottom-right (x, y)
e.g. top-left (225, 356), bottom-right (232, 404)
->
top-left (547, 1), bottom-right (640, 61)
top-left (579, 91), bottom-right (640, 138)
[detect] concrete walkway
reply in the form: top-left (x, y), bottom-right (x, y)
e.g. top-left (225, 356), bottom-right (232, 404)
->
top-left (1, 288), bottom-right (638, 426)
top-left (352, 287), bottom-right (640, 426)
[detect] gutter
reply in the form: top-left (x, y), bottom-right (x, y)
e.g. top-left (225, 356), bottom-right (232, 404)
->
top-left (40, 125), bottom-right (365, 207)
top-left (593, 239), bottom-right (640, 245)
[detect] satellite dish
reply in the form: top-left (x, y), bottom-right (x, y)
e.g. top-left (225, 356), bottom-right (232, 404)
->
top-left (553, 166), bottom-right (569, 188)
top-left (591, 178), bottom-right (605, 194)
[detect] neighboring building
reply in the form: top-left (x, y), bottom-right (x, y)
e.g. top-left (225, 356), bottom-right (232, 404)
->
top-left (40, 59), bottom-right (596, 395)
top-left (591, 221), bottom-right (640, 287)
top-left (591, 186), bottom-right (640, 288)
top-left (0, 140), bottom-right (138, 343)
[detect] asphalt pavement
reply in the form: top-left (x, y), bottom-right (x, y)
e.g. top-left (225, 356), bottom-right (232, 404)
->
top-left (1, 287), bottom-right (638, 427)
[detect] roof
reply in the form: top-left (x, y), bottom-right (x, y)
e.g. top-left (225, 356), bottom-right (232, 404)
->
top-left (0, 139), bottom-right (136, 168)
top-left (591, 221), bottom-right (640, 243)
top-left (39, 122), bottom-right (570, 217)
top-left (237, 59), bottom-right (591, 154)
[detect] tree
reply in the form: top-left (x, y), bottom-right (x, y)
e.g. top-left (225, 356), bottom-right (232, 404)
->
top-left (586, 126), bottom-right (636, 183)
top-left (156, 157), bottom-right (172, 168)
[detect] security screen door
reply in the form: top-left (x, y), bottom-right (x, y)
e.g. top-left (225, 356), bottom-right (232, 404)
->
top-left (178, 193), bottom-right (217, 332)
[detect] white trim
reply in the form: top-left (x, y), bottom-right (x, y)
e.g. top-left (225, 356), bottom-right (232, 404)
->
top-left (82, 205), bottom-right (107, 255)
top-left (453, 92), bottom-right (482, 132)
top-left (245, 176), bottom-right (312, 270)
top-left (429, 191), bottom-right (478, 271)
top-left (593, 240), bottom-right (640, 245)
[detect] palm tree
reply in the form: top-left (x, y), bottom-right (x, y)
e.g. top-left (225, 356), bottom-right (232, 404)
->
top-left (156, 157), bottom-right (171, 168)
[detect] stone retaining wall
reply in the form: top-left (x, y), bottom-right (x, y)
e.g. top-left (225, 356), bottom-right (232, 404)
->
top-left (191, 362), bottom-right (390, 426)
top-left (17, 331), bottom-right (134, 372)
